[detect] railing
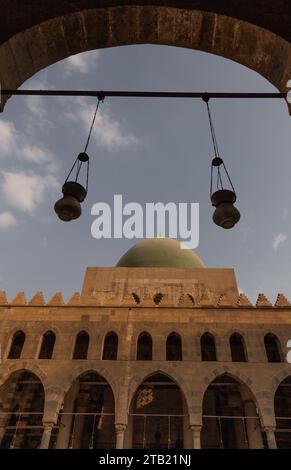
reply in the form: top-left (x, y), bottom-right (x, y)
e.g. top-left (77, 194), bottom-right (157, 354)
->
top-left (201, 415), bottom-right (265, 449)
top-left (129, 413), bottom-right (185, 449)
top-left (275, 416), bottom-right (291, 449)
top-left (0, 412), bottom-right (44, 449)
top-left (51, 412), bottom-right (116, 449)
top-left (1, 412), bottom-right (291, 449)
top-left (0, 412), bottom-right (116, 449)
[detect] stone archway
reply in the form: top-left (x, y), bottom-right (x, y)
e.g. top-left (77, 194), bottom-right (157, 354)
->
top-left (126, 372), bottom-right (190, 449)
top-left (52, 371), bottom-right (115, 449)
top-left (1, 3), bottom-right (291, 112)
top-left (274, 375), bottom-right (291, 449)
top-left (0, 369), bottom-right (45, 449)
top-left (201, 373), bottom-right (265, 449)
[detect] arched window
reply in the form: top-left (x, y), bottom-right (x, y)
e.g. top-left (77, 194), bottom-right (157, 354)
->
top-left (102, 332), bottom-right (118, 360)
top-left (201, 333), bottom-right (217, 361)
top-left (264, 333), bottom-right (283, 363)
top-left (38, 331), bottom-right (56, 359)
top-left (166, 332), bottom-right (182, 361)
top-left (73, 331), bottom-right (89, 359)
top-left (230, 333), bottom-right (247, 362)
top-left (8, 331), bottom-right (25, 359)
top-left (137, 332), bottom-right (152, 360)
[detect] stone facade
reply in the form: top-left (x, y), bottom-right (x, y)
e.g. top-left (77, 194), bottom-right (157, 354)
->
top-left (0, 263), bottom-right (291, 449)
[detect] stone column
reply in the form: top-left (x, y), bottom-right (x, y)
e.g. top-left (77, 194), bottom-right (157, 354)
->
top-left (189, 425), bottom-right (202, 449)
top-left (39, 422), bottom-right (54, 449)
top-left (243, 400), bottom-right (264, 449)
top-left (115, 424), bottom-right (127, 449)
top-left (265, 426), bottom-right (277, 449)
top-left (124, 414), bottom-right (133, 449)
top-left (55, 381), bottom-right (79, 449)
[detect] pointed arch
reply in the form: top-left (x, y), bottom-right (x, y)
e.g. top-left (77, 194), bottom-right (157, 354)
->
top-left (38, 330), bottom-right (56, 359)
top-left (7, 331), bottom-right (25, 359)
top-left (230, 333), bottom-right (247, 362)
top-left (201, 373), bottom-right (264, 449)
top-left (0, 369), bottom-right (45, 449)
top-left (201, 332), bottom-right (217, 361)
top-left (53, 371), bottom-right (115, 449)
top-left (166, 332), bottom-right (182, 361)
top-left (102, 331), bottom-right (118, 360)
top-left (73, 331), bottom-right (89, 360)
top-left (275, 375), bottom-right (291, 448)
top-left (137, 332), bottom-right (152, 361)
top-left (128, 371), bottom-right (188, 449)
top-left (264, 333), bottom-right (283, 363)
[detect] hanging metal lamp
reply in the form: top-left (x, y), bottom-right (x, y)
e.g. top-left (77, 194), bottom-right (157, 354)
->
top-left (204, 97), bottom-right (240, 229)
top-left (54, 98), bottom-right (102, 222)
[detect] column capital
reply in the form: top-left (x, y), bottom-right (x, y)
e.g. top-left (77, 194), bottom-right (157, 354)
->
top-left (115, 423), bottom-right (127, 449)
top-left (189, 424), bottom-right (202, 432)
top-left (39, 422), bottom-right (54, 449)
top-left (115, 423), bottom-right (127, 433)
top-left (264, 426), bottom-right (276, 433)
top-left (43, 422), bottom-right (55, 431)
top-left (189, 424), bottom-right (202, 449)
top-left (264, 426), bottom-right (277, 449)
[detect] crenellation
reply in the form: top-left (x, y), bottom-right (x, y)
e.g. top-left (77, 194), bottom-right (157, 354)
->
top-left (256, 293), bottom-right (273, 308)
top-left (275, 293), bottom-right (291, 308)
top-left (67, 292), bottom-right (81, 305)
top-left (11, 292), bottom-right (26, 305)
top-left (236, 293), bottom-right (253, 308)
top-left (29, 292), bottom-right (45, 306)
top-left (0, 291), bottom-right (8, 305)
top-left (47, 292), bottom-right (64, 306)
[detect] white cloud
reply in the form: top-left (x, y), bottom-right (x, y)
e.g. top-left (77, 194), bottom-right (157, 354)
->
top-left (0, 120), bottom-right (15, 153)
top-left (1, 171), bottom-right (58, 213)
top-left (21, 145), bottom-right (55, 166)
top-left (64, 51), bottom-right (100, 75)
top-left (67, 100), bottom-right (139, 152)
top-left (23, 75), bottom-right (55, 129)
top-left (272, 232), bottom-right (288, 252)
top-left (0, 212), bottom-right (17, 229)
top-left (0, 113), bottom-right (59, 216)
top-left (0, 118), bottom-right (57, 172)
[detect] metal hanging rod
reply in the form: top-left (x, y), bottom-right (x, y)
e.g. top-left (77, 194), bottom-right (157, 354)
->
top-left (0, 89), bottom-right (287, 100)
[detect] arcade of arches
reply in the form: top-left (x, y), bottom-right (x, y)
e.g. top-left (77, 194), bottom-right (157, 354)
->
top-left (1, 369), bottom-right (291, 449)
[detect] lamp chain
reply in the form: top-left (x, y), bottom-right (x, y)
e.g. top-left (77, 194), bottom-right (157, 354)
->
top-left (84, 98), bottom-right (102, 153)
top-left (205, 100), bottom-right (220, 159)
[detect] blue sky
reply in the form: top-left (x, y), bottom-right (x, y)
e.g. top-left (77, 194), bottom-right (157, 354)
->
top-left (0, 45), bottom-right (290, 303)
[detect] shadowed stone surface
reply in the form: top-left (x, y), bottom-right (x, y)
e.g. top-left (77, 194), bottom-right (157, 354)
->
top-left (1, 2), bottom-right (291, 112)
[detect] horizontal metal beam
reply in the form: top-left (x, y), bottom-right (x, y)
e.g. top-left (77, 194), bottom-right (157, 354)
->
top-left (0, 89), bottom-right (288, 100)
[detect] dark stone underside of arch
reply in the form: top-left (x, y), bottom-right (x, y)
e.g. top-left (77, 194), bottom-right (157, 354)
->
top-left (1, 2), bottom-right (291, 113)
top-left (1, 1), bottom-right (291, 45)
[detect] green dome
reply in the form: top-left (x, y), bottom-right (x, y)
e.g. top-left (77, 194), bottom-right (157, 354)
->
top-left (116, 238), bottom-right (205, 268)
